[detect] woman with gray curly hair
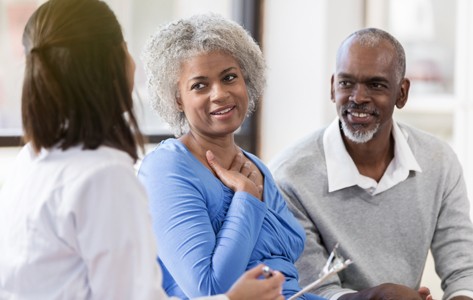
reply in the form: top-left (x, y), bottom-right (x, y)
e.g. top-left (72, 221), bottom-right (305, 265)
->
top-left (138, 13), bottom-right (325, 300)
top-left (142, 13), bottom-right (265, 137)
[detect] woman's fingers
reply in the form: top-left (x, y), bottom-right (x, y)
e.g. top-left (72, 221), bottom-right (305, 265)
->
top-left (240, 161), bottom-right (252, 177)
top-left (206, 150), bottom-right (225, 177)
top-left (206, 150), bottom-right (264, 200)
top-left (228, 152), bottom-right (244, 172)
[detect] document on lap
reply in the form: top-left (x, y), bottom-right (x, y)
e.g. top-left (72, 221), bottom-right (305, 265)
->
top-left (288, 243), bottom-right (353, 300)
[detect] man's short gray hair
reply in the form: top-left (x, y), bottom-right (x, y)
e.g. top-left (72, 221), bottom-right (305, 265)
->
top-left (337, 27), bottom-right (406, 83)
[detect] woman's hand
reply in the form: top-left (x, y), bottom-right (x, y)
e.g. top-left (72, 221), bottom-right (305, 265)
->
top-left (225, 264), bottom-right (285, 300)
top-left (418, 286), bottom-right (433, 300)
top-left (206, 150), bottom-right (264, 201)
top-left (228, 152), bottom-right (264, 192)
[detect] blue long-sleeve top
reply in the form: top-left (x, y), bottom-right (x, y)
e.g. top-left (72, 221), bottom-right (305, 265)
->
top-left (138, 139), bottom-right (324, 300)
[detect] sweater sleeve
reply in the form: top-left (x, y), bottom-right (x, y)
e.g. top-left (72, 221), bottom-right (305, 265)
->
top-left (138, 147), bottom-right (267, 298)
top-left (430, 150), bottom-right (473, 298)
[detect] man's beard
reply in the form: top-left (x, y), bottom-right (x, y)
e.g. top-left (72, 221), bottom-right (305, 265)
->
top-left (340, 118), bottom-right (379, 144)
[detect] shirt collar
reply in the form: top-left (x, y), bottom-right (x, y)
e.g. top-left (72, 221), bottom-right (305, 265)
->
top-left (324, 118), bottom-right (422, 194)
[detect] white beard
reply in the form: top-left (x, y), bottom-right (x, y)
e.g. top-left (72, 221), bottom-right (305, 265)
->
top-left (340, 118), bottom-right (379, 144)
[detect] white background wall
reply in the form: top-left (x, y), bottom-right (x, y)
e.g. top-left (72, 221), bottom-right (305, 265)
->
top-left (259, 0), bottom-right (364, 161)
top-left (454, 0), bottom-right (473, 204)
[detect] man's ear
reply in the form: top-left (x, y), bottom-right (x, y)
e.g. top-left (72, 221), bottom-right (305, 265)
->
top-left (396, 78), bottom-right (410, 109)
top-left (330, 74), bottom-right (335, 103)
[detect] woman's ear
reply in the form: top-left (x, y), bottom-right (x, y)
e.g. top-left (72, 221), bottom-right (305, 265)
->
top-left (176, 98), bottom-right (183, 112)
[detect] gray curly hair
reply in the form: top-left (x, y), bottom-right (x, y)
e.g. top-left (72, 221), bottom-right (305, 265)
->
top-left (141, 13), bottom-right (266, 137)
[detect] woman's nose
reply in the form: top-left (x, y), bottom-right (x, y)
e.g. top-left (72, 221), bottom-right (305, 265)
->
top-left (210, 83), bottom-right (228, 101)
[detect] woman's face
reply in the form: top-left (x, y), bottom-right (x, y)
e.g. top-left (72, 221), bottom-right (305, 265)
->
top-left (177, 51), bottom-right (249, 139)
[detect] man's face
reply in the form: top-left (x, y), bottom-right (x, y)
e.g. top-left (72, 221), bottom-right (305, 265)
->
top-left (331, 39), bottom-right (408, 144)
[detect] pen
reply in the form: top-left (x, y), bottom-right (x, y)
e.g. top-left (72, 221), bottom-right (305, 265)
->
top-left (262, 265), bottom-right (273, 278)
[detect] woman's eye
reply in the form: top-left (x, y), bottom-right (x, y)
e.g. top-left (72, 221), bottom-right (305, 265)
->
top-left (223, 74), bottom-right (237, 82)
top-left (191, 83), bottom-right (205, 90)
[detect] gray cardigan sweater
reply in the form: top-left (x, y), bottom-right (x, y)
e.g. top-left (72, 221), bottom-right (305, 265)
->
top-left (270, 123), bottom-right (473, 299)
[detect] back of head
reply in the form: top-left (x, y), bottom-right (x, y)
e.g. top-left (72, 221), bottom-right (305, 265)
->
top-left (142, 13), bottom-right (266, 136)
top-left (337, 27), bottom-right (406, 82)
top-left (22, 0), bottom-right (143, 160)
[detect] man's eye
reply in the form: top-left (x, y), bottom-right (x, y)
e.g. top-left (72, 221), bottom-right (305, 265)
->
top-left (370, 83), bottom-right (385, 89)
top-left (339, 81), bottom-right (351, 87)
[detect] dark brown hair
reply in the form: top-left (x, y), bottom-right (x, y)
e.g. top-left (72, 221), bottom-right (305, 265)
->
top-left (22, 0), bottom-right (144, 161)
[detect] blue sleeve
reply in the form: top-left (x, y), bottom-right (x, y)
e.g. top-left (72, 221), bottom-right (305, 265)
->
top-left (138, 147), bottom-right (267, 297)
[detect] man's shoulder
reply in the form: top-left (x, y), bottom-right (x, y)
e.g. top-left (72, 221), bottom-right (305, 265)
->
top-left (397, 122), bottom-right (454, 155)
top-left (396, 122), bottom-right (463, 176)
top-left (269, 128), bottom-right (326, 175)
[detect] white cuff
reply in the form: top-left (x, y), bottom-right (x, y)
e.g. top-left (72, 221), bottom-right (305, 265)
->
top-left (329, 291), bottom-right (357, 300)
top-left (446, 290), bottom-right (473, 300)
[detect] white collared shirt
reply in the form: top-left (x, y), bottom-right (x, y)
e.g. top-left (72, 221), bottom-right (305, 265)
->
top-left (324, 118), bottom-right (422, 195)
